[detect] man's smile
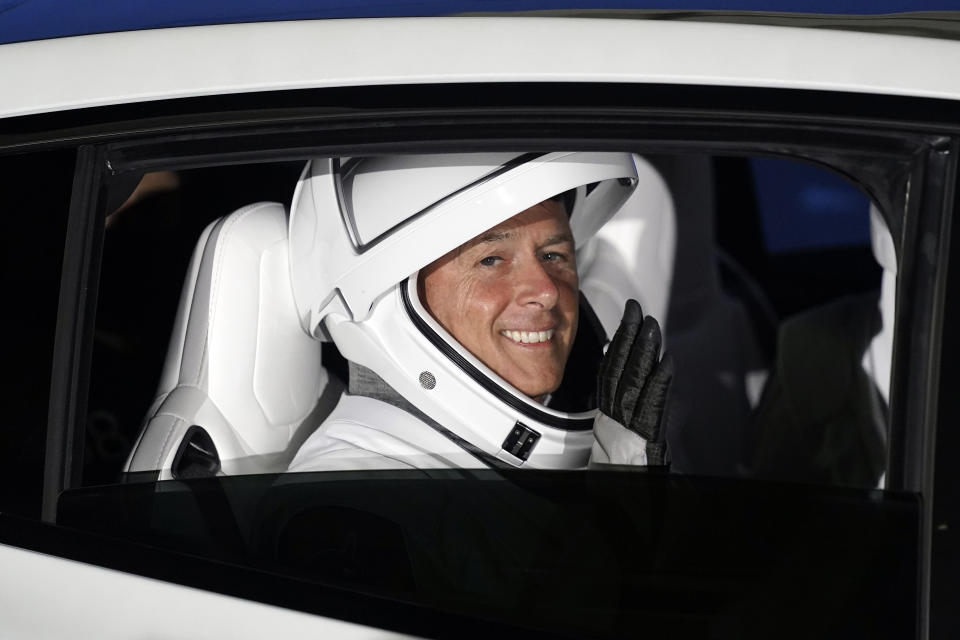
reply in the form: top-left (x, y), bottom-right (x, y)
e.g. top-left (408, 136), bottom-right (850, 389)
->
top-left (500, 329), bottom-right (555, 345)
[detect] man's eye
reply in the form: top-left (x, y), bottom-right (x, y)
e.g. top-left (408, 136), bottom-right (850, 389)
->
top-left (542, 251), bottom-right (566, 262)
top-left (478, 256), bottom-right (501, 267)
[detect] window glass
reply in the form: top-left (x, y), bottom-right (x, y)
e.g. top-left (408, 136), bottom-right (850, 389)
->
top-left (0, 149), bottom-right (75, 518)
top-left (57, 469), bottom-right (921, 637)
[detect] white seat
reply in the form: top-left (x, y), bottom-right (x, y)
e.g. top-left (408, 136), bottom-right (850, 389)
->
top-left (124, 202), bottom-right (338, 479)
top-left (862, 203), bottom-right (896, 405)
top-left (578, 154), bottom-right (676, 338)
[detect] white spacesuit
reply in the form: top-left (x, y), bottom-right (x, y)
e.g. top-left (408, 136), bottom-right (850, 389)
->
top-left (286, 152), bottom-right (672, 473)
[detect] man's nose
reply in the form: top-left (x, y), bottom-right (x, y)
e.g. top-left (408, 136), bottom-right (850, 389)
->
top-left (514, 258), bottom-right (559, 309)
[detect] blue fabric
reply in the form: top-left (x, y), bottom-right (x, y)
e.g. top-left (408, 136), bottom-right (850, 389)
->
top-left (0, 0), bottom-right (957, 46)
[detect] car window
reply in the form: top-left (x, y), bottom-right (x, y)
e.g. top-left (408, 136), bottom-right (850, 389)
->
top-left (7, 84), bottom-right (950, 637)
top-left (79, 151), bottom-right (891, 491)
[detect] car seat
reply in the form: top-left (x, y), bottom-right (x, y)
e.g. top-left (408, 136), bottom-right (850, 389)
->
top-left (577, 155), bottom-right (676, 338)
top-left (862, 204), bottom-right (895, 405)
top-left (545, 154), bottom-right (677, 413)
top-left (550, 153), bottom-right (774, 476)
top-left (747, 203), bottom-right (893, 487)
top-left (649, 154), bottom-right (772, 476)
top-left (123, 202), bottom-right (340, 480)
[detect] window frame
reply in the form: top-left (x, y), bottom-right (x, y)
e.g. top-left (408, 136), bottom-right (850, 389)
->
top-left (5, 81), bottom-right (957, 638)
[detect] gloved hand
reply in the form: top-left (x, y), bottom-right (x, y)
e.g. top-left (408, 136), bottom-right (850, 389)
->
top-left (591, 299), bottom-right (673, 467)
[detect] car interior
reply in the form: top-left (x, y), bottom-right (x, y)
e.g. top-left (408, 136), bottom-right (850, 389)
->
top-left (76, 152), bottom-right (886, 487)
top-left (0, 143), bottom-right (917, 638)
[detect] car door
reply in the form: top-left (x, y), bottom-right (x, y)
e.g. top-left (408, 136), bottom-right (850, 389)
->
top-left (1, 14), bottom-right (958, 639)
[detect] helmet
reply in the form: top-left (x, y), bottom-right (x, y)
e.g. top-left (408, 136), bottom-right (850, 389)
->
top-left (289, 152), bottom-right (641, 468)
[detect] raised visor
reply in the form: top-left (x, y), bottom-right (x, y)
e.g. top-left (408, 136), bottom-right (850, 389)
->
top-left (58, 469), bottom-right (920, 639)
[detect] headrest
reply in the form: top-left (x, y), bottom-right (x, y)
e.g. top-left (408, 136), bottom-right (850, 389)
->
top-left (869, 204), bottom-right (897, 276)
top-left (578, 156), bottom-right (676, 336)
top-left (152, 202), bottom-right (324, 453)
top-left (864, 203), bottom-right (897, 404)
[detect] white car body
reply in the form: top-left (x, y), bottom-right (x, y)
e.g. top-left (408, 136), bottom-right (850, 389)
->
top-left (1, 17), bottom-right (960, 119)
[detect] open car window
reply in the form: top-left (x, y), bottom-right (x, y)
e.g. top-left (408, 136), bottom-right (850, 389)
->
top-left (2, 79), bottom-right (954, 638)
top-left (86, 151), bottom-right (892, 490)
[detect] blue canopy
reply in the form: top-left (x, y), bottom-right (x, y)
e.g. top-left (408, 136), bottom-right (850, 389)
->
top-left (1, 0), bottom-right (958, 46)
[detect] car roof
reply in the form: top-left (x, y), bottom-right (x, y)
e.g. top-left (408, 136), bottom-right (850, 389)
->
top-left (2, 16), bottom-right (960, 120)
top-left (0, 0), bottom-right (958, 45)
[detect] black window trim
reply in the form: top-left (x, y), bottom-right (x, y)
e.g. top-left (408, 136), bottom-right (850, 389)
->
top-left (43, 144), bottom-right (107, 522)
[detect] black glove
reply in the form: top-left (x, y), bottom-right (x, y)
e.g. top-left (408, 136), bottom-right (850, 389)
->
top-left (596, 299), bottom-right (673, 466)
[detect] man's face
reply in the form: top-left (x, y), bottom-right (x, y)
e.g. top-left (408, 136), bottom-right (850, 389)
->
top-left (420, 198), bottom-right (579, 400)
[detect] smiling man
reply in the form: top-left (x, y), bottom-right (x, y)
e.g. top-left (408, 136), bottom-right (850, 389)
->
top-left (419, 196), bottom-right (578, 402)
top-left (287, 152), bottom-right (672, 473)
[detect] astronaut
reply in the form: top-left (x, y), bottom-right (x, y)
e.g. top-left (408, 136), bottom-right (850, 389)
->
top-left (286, 152), bottom-right (673, 472)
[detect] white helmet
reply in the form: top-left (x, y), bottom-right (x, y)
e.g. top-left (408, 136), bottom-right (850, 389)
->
top-left (289, 152), bottom-right (641, 468)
